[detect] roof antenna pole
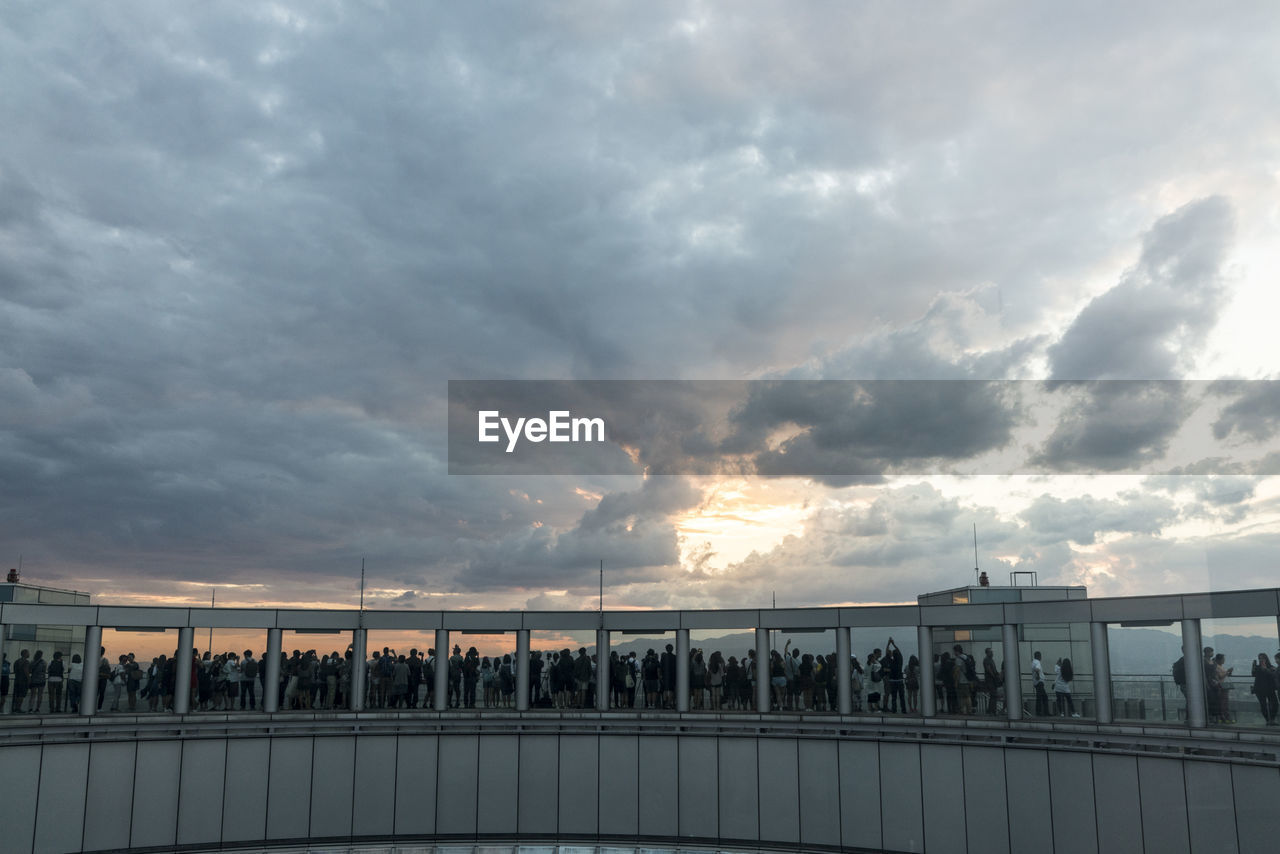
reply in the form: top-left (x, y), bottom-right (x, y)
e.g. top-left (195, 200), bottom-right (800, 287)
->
top-left (973, 523), bottom-right (980, 585)
top-left (358, 558), bottom-right (366, 628)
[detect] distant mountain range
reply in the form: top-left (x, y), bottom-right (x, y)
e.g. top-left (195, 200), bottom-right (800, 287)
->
top-left (603, 627), bottom-right (1276, 676)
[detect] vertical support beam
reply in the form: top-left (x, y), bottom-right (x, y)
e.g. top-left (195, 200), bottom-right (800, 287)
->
top-left (80, 625), bottom-right (102, 717)
top-left (596, 629), bottom-right (610, 711)
top-left (1090, 621), bottom-right (1112, 723)
top-left (434, 629), bottom-right (449, 711)
top-left (263, 628), bottom-right (282, 713)
top-left (918, 625), bottom-right (936, 717)
top-left (836, 626), bottom-right (853, 715)
top-left (1181, 618), bottom-right (1206, 728)
top-left (755, 628), bottom-right (771, 713)
top-left (516, 629), bottom-right (531, 711)
top-left (676, 628), bottom-right (690, 712)
top-left (1002, 623), bottom-right (1022, 721)
top-left (350, 628), bottom-right (367, 712)
top-left (173, 626), bottom-right (195, 715)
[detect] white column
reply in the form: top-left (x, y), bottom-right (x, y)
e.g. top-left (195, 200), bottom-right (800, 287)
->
top-left (918, 625), bottom-right (936, 717)
top-left (676, 629), bottom-right (690, 712)
top-left (80, 625), bottom-right (102, 717)
top-left (434, 629), bottom-right (449, 711)
top-left (516, 629), bottom-right (531, 711)
top-left (1091, 621), bottom-right (1112, 723)
top-left (596, 629), bottom-right (610, 711)
top-left (263, 628), bottom-right (282, 713)
top-left (350, 628), bottom-right (367, 712)
top-left (836, 626), bottom-right (853, 715)
top-left (173, 626), bottom-right (195, 714)
top-left (1181, 619), bottom-right (1206, 728)
top-left (1002, 624), bottom-right (1022, 721)
top-left (755, 628), bottom-right (771, 713)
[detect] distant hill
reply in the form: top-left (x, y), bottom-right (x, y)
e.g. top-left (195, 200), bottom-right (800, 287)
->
top-left (602, 626), bottom-right (1276, 676)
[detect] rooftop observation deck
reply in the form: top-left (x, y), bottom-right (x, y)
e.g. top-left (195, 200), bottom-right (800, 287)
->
top-left (1, 587), bottom-right (1278, 854)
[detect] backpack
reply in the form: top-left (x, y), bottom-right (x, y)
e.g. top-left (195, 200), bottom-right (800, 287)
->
top-left (381, 655), bottom-right (396, 677)
top-left (964, 655), bottom-right (978, 683)
top-left (1171, 657), bottom-right (1185, 687)
top-left (242, 658), bottom-right (259, 680)
top-left (871, 663), bottom-right (882, 683)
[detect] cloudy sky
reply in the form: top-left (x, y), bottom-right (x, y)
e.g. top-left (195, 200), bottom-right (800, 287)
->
top-left (3, 2), bottom-right (1279, 614)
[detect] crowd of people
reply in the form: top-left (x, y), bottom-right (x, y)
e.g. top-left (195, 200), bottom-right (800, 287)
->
top-left (1171, 646), bottom-right (1280, 726)
top-left (6, 639), bottom-right (1278, 725)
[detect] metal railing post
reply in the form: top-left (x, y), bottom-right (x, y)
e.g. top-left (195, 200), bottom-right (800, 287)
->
top-left (676, 628), bottom-right (690, 712)
top-left (80, 625), bottom-right (102, 717)
top-left (1181, 619), bottom-right (1205, 727)
top-left (836, 626), bottom-right (853, 715)
top-left (596, 629), bottom-right (610, 711)
top-left (434, 629), bottom-right (449, 711)
top-left (1091, 621), bottom-right (1112, 723)
top-left (173, 626), bottom-right (194, 714)
top-left (1003, 623), bottom-right (1022, 721)
top-left (516, 629), bottom-right (530, 711)
top-left (918, 625), bottom-right (936, 717)
top-left (350, 628), bottom-right (367, 712)
top-left (263, 629), bottom-right (282, 713)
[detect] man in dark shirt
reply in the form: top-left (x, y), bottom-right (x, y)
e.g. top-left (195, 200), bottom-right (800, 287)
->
top-left (660, 644), bottom-right (677, 709)
top-left (885, 638), bottom-right (905, 713)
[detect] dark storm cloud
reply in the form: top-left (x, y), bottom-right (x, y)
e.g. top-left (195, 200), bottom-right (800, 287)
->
top-left (731, 380), bottom-right (1021, 481)
top-left (1031, 381), bottom-right (1194, 471)
top-left (1047, 197), bottom-right (1235, 381)
top-left (1, 3), bottom-right (1278, 604)
top-left (1211, 380), bottom-right (1280, 442)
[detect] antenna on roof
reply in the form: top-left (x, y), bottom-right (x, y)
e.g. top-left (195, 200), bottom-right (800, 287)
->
top-left (358, 558), bottom-right (366, 628)
top-left (973, 523), bottom-right (980, 585)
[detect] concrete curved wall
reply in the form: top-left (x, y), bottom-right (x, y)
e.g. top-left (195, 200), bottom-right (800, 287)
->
top-left (1, 715), bottom-right (1276, 854)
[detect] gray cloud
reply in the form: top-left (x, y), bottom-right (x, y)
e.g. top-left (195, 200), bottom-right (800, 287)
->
top-left (1, 3), bottom-right (1278, 605)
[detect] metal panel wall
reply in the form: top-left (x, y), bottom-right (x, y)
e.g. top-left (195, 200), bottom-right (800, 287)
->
top-left (309, 736), bottom-right (356, 840)
top-left (961, 746), bottom-right (1008, 854)
top-left (879, 741), bottom-right (924, 854)
top-left (636, 734), bottom-right (678, 839)
top-left (435, 734), bottom-right (479, 836)
top-left (798, 738), bottom-right (841, 849)
top-left (1048, 751), bottom-right (1099, 854)
top-left (717, 736), bottom-right (759, 844)
top-left (0, 745), bottom-right (41, 854)
top-left (352, 736), bottom-right (398, 838)
top-left (1093, 754), bottom-right (1142, 854)
top-left (1136, 757), bottom-right (1190, 854)
top-left (33, 743), bottom-right (89, 854)
top-left (517, 735), bottom-right (558, 836)
top-left (598, 735), bottom-right (639, 837)
top-left (476, 733), bottom-right (519, 835)
top-left (757, 737), bottom-right (799, 845)
top-left (1185, 761), bottom-right (1239, 854)
top-left (130, 740), bottom-right (181, 850)
top-left (839, 739), bottom-right (882, 853)
top-left (84, 741), bottom-right (137, 852)
top-left (221, 737), bottom-right (270, 844)
top-left (920, 744), bottom-right (966, 854)
top-left (177, 738), bottom-right (227, 847)
top-left (558, 735), bottom-right (599, 835)
top-left (677, 736), bottom-right (718, 841)
top-left (265, 737), bottom-right (313, 841)
top-left (1003, 749), bottom-right (1052, 854)
top-left (393, 735), bottom-right (437, 837)
top-left (1231, 764), bottom-right (1280, 854)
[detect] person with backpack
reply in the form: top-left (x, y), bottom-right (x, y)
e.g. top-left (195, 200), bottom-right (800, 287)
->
top-left (866, 650), bottom-right (883, 712)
